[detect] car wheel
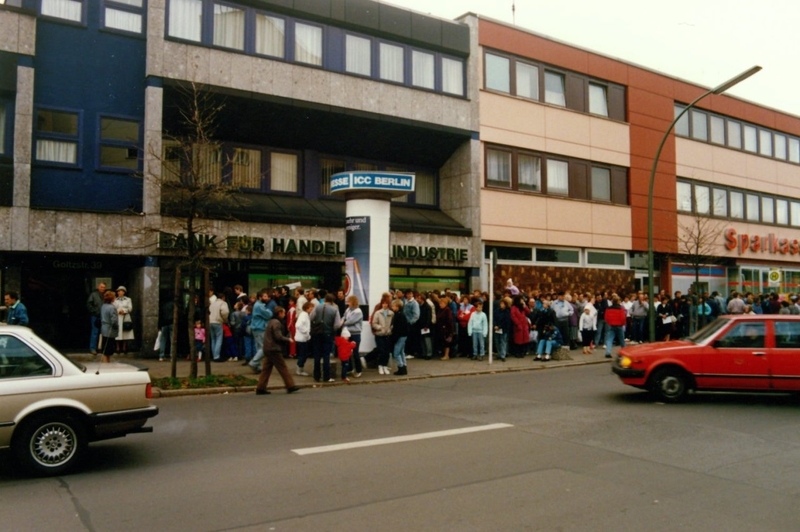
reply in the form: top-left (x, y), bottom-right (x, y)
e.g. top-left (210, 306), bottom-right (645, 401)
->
top-left (650, 367), bottom-right (690, 403)
top-left (14, 414), bottom-right (87, 477)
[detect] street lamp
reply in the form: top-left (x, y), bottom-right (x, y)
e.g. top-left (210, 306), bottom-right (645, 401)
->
top-left (647, 66), bottom-right (761, 342)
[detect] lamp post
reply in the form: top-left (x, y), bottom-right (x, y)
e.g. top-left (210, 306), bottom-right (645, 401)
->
top-left (647, 66), bottom-right (761, 342)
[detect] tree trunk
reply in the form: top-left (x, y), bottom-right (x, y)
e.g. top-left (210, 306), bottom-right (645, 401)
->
top-left (204, 266), bottom-right (212, 376)
top-left (170, 264), bottom-right (181, 378)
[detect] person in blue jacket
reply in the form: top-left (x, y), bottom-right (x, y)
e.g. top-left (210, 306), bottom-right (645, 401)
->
top-left (4, 291), bottom-right (29, 326)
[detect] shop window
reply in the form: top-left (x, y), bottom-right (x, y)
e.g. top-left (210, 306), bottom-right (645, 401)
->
top-left (41, 0), bottom-right (84, 23)
top-left (295, 22), bottom-right (322, 66)
top-left (588, 83), bottom-right (608, 117)
top-left (103, 0), bottom-right (144, 34)
top-left (346, 34), bottom-right (371, 77)
top-left (587, 251), bottom-right (626, 266)
top-left (379, 42), bottom-right (404, 83)
top-left (98, 116), bottom-right (140, 171)
top-left (168, 0), bottom-right (202, 42)
top-left (213, 3), bottom-right (245, 50)
top-left (35, 108), bottom-right (80, 166)
top-left (535, 247), bottom-right (579, 264)
top-left (255, 13), bottom-right (285, 58)
top-left (484, 245), bottom-right (532, 262)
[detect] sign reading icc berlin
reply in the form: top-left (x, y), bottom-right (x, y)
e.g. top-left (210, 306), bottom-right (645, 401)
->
top-left (330, 171), bottom-right (415, 195)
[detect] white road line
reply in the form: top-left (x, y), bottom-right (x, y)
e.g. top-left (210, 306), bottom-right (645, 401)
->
top-left (292, 423), bottom-right (514, 456)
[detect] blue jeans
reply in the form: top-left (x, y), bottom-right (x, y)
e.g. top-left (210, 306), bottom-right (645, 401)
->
top-left (472, 332), bottom-right (485, 358)
top-left (296, 340), bottom-right (310, 369)
top-left (605, 326), bottom-right (625, 357)
top-left (632, 317), bottom-right (646, 343)
top-left (159, 324), bottom-right (173, 359)
top-left (494, 331), bottom-right (507, 359)
top-left (537, 339), bottom-right (559, 356)
top-left (89, 315), bottom-right (101, 352)
top-left (594, 319), bottom-right (608, 346)
top-left (392, 336), bottom-right (407, 368)
top-left (375, 336), bottom-right (391, 366)
top-left (312, 333), bottom-right (333, 381)
top-left (249, 329), bottom-right (266, 370)
top-left (210, 323), bottom-right (223, 360)
top-left (243, 336), bottom-right (254, 360)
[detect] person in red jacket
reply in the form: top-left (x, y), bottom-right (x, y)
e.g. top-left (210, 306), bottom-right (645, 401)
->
top-left (510, 295), bottom-right (531, 358)
top-left (603, 295), bottom-right (627, 359)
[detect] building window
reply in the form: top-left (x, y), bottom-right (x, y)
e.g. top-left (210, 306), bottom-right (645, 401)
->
top-left (591, 167), bottom-right (611, 201)
top-left (746, 194), bottom-right (760, 221)
top-left (515, 62), bottom-right (538, 100)
top-left (230, 147), bottom-right (262, 189)
top-left (758, 129), bottom-right (773, 157)
top-left (442, 57), bottom-right (464, 96)
top-left (776, 199), bottom-right (789, 225)
top-left (775, 134), bottom-right (787, 160)
top-left (415, 171), bottom-right (436, 205)
top-left (270, 152), bottom-right (298, 192)
top-left (730, 191), bottom-right (744, 219)
top-left (412, 50), bottom-right (435, 90)
top-left (35, 109), bottom-right (80, 165)
top-left (790, 138), bottom-right (800, 164)
top-left (193, 143), bottom-right (222, 185)
top-left (587, 251), bottom-right (626, 266)
top-left (543, 71), bottom-right (565, 106)
top-left (691, 110), bottom-right (708, 141)
top-left (709, 115), bottom-right (725, 145)
top-left (484, 245), bottom-right (533, 262)
top-left (518, 154), bottom-right (541, 192)
top-left (761, 197), bottom-right (774, 224)
top-left (675, 105), bottom-right (689, 137)
top-left (99, 116), bottom-right (140, 171)
top-left (677, 181), bottom-right (692, 212)
top-left (535, 248), bottom-right (580, 264)
top-left (168, 0), bottom-right (202, 41)
top-left (485, 53), bottom-right (510, 93)
top-left (546, 159), bottom-right (568, 194)
top-left (379, 42), bottom-right (404, 83)
top-left (255, 13), bottom-right (284, 57)
top-left (346, 34), bottom-right (371, 77)
top-left (743, 125), bottom-right (758, 152)
top-left (41, 0), bottom-right (83, 22)
top-left (727, 119), bottom-right (742, 149)
top-left (588, 83), bottom-right (608, 117)
top-left (486, 148), bottom-right (511, 188)
top-left (713, 188), bottom-right (727, 217)
top-left (792, 202), bottom-right (800, 227)
top-left (295, 22), bottom-right (322, 66)
top-left (319, 158), bottom-right (345, 196)
top-left (103, 0), bottom-right (144, 33)
top-left (213, 3), bottom-right (245, 50)
top-left (695, 185), bottom-right (710, 214)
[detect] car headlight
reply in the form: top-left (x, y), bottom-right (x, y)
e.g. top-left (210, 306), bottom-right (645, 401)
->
top-left (618, 356), bottom-right (632, 368)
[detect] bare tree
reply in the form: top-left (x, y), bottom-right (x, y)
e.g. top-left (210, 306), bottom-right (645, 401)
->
top-left (148, 82), bottom-right (244, 379)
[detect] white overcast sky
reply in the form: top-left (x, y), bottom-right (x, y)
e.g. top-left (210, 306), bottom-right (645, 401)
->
top-left (385, 0), bottom-right (800, 118)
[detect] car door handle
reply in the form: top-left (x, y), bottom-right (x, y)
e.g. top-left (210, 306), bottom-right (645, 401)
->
top-left (753, 352), bottom-right (766, 356)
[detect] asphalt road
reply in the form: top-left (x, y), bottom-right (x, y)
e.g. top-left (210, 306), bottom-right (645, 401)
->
top-left (3, 364), bottom-right (800, 531)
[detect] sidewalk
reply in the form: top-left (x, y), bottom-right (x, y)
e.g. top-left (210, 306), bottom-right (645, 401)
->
top-left (77, 345), bottom-right (624, 398)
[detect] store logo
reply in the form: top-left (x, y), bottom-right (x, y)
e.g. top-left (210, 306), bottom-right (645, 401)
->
top-left (724, 228), bottom-right (800, 256)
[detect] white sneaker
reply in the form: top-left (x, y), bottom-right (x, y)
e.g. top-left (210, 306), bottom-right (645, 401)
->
top-left (327, 378), bottom-right (335, 383)
top-left (406, 355), bottom-right (415, 359)
top-left (544, 354), bottom-right (551, 361)
top-left (296, 368), bottom-right (309, 376)
top-left (353, 372), bottom-right (362, 378)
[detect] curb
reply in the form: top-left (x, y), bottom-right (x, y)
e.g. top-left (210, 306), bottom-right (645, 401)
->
top-left (151, 357), bottom-right (612, 398)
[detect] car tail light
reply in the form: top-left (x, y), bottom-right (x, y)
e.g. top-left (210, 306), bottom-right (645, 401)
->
top-left (146, 383), bottom-right (153, 399)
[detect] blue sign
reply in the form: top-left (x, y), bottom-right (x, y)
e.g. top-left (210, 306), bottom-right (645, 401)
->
top-left (330, 171), bottom-right (415, 196)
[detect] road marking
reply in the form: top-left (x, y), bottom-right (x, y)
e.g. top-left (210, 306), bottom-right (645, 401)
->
top-left (292, 423), bottom-right (514, 456)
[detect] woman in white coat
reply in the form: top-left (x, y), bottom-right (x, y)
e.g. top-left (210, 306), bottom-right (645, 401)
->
top-left (113, 285), bottom-right (134, 354)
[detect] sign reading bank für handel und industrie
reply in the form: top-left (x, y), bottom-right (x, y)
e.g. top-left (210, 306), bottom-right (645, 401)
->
top-left (330, 171), bottom-right (415, 195)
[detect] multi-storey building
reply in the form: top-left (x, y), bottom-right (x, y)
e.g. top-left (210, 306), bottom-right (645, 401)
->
top-left (0, 0), bottom-right (480, 351)
top-left (467, 14), bottom-right (800, 299)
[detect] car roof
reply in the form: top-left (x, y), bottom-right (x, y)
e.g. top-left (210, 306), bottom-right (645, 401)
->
top-left (722, 314), bottom-right (800, 321)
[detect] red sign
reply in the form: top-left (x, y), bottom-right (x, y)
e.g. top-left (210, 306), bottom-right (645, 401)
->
top-left (724, 228), bottom-right (800, 256)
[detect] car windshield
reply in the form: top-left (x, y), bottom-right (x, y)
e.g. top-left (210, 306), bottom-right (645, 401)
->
top-left (686, 317), bottom-right (730, 344)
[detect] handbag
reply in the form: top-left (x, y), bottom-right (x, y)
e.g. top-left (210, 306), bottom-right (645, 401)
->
top-left (123, 320), bottom-right (134, 331)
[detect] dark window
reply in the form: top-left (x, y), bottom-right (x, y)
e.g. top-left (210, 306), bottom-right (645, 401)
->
top-left (774, 322), bottom-right (800, 348)
top-left (536, 248), bottom-right (580, 264)
top-left (35, 108), bottom-right (81, 166)
top-left (99, 116), bottom-right (140, 171)
top-left (587, 251), bottom-right (626, 266)
top-left (484, 246), bottom-right (533, 261)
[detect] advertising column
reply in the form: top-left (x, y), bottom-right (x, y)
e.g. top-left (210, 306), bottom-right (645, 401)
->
top-left (332, 172), bottom-right (414, 353)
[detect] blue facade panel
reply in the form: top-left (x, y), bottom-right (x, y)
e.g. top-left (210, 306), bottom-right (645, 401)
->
top-left (31, 17), bottom-right (146, 212)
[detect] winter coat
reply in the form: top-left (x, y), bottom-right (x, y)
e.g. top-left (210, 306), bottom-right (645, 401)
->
top-left (510, 305), bottom-right (530, 346)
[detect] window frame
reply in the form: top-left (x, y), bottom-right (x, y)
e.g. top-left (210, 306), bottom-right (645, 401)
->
top-left (165, 0), bottom-right (204, 43)
top-left (96, 114), bottom-right (142, 173)
top-left (534, 246), bottom-right (581, 266)
top-left (34, 106), bottom-right (83, 168)
top-left (211, 0), bottom-right (246, 51)
top-left (588, 81), bottom-right (609, 117)
top-left (101, 0), bottom-right (146, 36)
top-left (344, 31), bottom-right (373, 78)
top-left (39, 0), bottom-right (87, 25)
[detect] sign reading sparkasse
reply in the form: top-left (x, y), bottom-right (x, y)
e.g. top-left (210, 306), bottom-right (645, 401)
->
top-left (724, 227), bottom-right (800, 255)
top-left (330, 171), bottom-right (415, 195)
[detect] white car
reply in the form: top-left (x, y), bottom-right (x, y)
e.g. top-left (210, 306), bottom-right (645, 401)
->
top-left (0, 326), bottom-right (158, 476)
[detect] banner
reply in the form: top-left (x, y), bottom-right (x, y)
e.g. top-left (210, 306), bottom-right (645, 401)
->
top-left (345, 216), bottom-right (371, 308)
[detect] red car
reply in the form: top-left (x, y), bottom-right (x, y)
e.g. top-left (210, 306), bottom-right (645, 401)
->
top-left (612, 315), bottom-right (800, 402)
